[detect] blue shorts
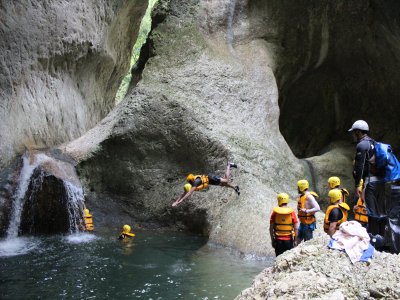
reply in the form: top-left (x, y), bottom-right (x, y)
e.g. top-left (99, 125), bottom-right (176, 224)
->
top-left (297, 223), bottom-right (316, 242)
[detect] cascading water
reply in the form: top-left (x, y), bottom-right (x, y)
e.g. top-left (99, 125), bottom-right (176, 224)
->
top-left (6, 153), bottom-right (49, 238)
top-left (0, 152), bottom-right (87, 257)
top-left (64, 181), bottom-right (85, 233)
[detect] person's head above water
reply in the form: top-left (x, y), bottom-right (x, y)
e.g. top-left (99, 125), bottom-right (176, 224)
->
top-left (121, 224), bottom-right (135, 237)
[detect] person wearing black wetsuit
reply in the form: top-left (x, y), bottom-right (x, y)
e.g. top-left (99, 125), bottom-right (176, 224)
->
top-left (349, 120), bottom-right (386, 236)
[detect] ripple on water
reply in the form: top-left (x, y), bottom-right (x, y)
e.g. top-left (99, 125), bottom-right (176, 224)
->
top-left (0, 237), bottom-right (41, 257)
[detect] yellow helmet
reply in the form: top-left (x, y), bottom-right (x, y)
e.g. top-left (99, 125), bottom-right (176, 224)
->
top-left (297, 179), bottom-right (309, 192)
top-left (277, 193), bottom-right (289, 206)
top-left (328, 176), bottom-right (341, 189)
top-left (121, 224), bottom-right (135, 237)
top-left (328, 189), bottom-right (342, 204)
top-left (184, 183), bottom-right (192, 193)
top-left (186, 174), bottom-right (195, 182)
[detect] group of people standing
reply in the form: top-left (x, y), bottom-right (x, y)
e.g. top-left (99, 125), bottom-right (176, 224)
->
top-left (270, 119), bottom-right (387, 257)
top-left (269, 177), bottom-right (356, 256)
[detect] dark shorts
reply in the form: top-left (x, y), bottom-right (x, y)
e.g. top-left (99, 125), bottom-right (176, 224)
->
top-left (275, 239), bottom-right (294, 256)
top-left (208, 174), bottom-right (221, 185)
top-left (297, 223), bottom-right (315, 242)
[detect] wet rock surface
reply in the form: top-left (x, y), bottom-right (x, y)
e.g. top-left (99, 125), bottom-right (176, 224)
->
top-left (20, 167), bottom-right (73, 235)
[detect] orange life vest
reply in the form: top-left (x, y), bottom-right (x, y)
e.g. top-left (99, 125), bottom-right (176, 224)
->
top-left (84, 210), bottom-right (94, 231)
top-left (297, 193), bottom-right (316, 225)
top-left (354, 197), bottom-right (368, 225)
top-left (323, 203), bottom-right (349, 233)
top-left (191, 175), bottom-right (209, 191)
top-left (272, 206), bottom-right (295, 238)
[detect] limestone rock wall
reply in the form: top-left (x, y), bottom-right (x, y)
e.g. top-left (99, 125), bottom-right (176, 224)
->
top-left (236, 230), bottom-right (400, 299)
top-left (65, 0), bottom-right (306, 255)
top-left (3, 0), bottom-right (400, 256)
top-left (0, 0), bottom-right (148, 168)
top-left (262, 0), bottom-right (400, 157)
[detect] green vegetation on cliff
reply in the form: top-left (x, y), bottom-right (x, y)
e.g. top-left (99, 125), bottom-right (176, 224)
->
top-left (115, 0), bottom-right (158, 104)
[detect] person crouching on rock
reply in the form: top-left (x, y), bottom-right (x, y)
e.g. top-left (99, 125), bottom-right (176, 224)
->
top-left (324, 189), bottom-right (350, 237)
top-left (269, 193), bottom-right (299, 256)
top-left (172, 162), bottom-right (240, 207)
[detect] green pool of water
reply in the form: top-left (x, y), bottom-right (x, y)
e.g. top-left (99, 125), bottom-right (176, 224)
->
top-left (0, 230), bottom-right (271, 299)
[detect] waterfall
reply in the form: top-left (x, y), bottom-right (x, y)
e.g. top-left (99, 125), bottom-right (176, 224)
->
top-left (6, 153), bottom-right (49, 238)
top-left (64, 181), bottom-right (85, 233)
top-left (5, 152), bottom-right (86, 237)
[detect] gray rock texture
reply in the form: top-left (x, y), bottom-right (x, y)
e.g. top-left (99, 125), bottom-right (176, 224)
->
top-left (63, 0), bottom-right (305, 254)
top-left (62, 0), bottom-right (400, 254)
top-left (236, 227), bottom-right (400, 299)
top-left (2, 0), bottom-right (400, 257)
top-left (0, 0), bottom-right (148, 168)
top-left (19, 154), bottom-right (84, 235)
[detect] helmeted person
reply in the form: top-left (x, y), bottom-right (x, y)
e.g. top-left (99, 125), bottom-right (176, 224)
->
top-left (296, 179), bottom-right (320, 244)
top-left (324, 189), bottom-right (350, 237)
top-left (353, 179), bottom-right (368, 227)
top-left (118, 224), bottom-right (135, 240)
top-left (83, 208), bottom-right (94, 231)
top-left (348, 120), bottom-right (385, 236)
top-left (269, 193), bottom-right (299, 256)
top-left (172, 162), bottom-right (240, 207)
top-left (327, 176), bottom-right (349, 203)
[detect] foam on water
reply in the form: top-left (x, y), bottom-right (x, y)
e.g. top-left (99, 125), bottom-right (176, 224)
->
top-left (0, 237), bottom-right (40, 257)
top-left (64, 232), bottom-right (99, 244)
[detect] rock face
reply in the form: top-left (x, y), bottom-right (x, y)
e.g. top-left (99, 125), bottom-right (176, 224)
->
top-left (4, 152), bottom-right (85, 236)
top-left (0, 0), bottom-right (148, 169)
top-left (236, 228), bottom-right (400, 299)
top-left (63, 0), bottom-right (305, 254)
top-left (62, 0), bottom-right (400, 254)
top-left (20, 165), bottom-right (84, 235)
top-left (268, 0), bottom-right (400, 157)
top-left (2, 0), bottom-right (400, 256)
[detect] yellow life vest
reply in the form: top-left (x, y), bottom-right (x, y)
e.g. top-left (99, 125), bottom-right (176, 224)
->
top-left (273, 206), bottom-right (295, 237)
top-left (191, 175), bottom-right (209, 191)
top-left (297, 193), bottom-right (316, 225)
top-left (84, 210), bottom-right (94, 231)
top-left (323, 203), bottom-right (349, 233)
top-left (354, 197), bottom-right (368, 225)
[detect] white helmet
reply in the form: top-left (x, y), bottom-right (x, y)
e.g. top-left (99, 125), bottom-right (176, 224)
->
top-left (348, 120), bottom-right (369, 132)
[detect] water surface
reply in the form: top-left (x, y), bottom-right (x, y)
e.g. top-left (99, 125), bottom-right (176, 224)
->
top-left (0, 230), bottom-right (271, 299)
